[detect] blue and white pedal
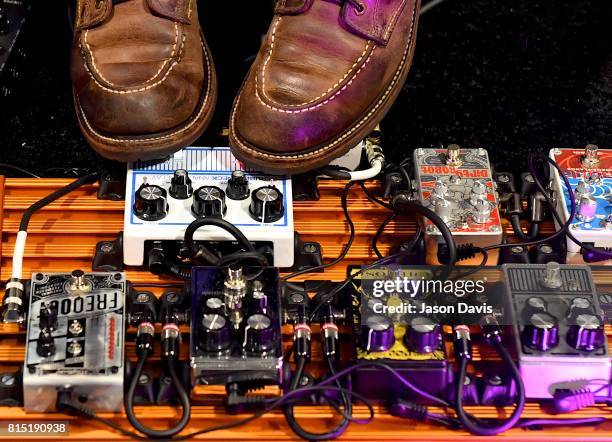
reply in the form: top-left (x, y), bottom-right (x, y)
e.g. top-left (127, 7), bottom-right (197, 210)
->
top-left (550, 145), bottom-right (611, 262)
top-left (123, 147), bottom-right (294, 268)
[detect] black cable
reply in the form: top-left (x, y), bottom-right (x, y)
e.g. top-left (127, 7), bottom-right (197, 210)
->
top-left (317, 166), bottom-right (351, 180)
top-left (372, 212), bottom-right (397, 259)
top-left (184, 216), bottom-right (255, 259)
top-left (0, 163), bottom-right (41, 178)
top-left (454, 340), bottom-right (525, 435)
top-left (282, 181), bottom-right (357, 281)
top-left (125, 354), bottom-right (191, 438)
top-left (19, 172), bottom-right (98, 231)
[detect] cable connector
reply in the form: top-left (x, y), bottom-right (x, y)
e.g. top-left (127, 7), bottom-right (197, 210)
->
top-left (2, 278), bottom-right (25, 324)
top-left (136, 322), bottom-right (155, 358)
top-left (293, 323), bottom-right (312, 362)
top-left (480, 315), bottom-right (503, 346)
top-left (161, 323), bottom-right (181, 360)
top-left (453, 325), bottom-right (472, 361)
top-left (582, 246), bottom-right (612, 263)
top-left (552, 388), bottom-right (596, 414)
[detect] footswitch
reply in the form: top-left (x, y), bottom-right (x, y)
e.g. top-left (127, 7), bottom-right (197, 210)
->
top-left (190, 266), bottom-right (283, 389)
top-left (23, 271), bottom-right (126, 412)
top-left (503, 263), bottom-right (610, 398)
top-left (413, 146), bottom-right (503, 261)
top-left (349, 267), bottom-right (449, 403)
top-left (124, 147), bottom-right (294, 268)
top-left (549, 146), bottom-right (611, 262)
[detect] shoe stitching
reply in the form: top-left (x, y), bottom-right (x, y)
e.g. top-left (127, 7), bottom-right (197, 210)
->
top-left (79, 31), bottom-right (186, 94)
top-left (78, 39), bottom-right (212, 144)
top-left (83, 21), bottom-right (179, 88)
top-left (258, 16), bottom-right (373, 108)
top-left (256, 48), bottom-right (374, 114)
top-left (230, 4), bottom-right (417, 160)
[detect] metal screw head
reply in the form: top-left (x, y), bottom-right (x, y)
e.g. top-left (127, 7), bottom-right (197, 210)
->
top-left (511, 246), bottom-right (524, 254)
top-left (488, 375), bottom-right (503, 386)
top-left (99, 242), bottom-right (114, 253)
top-left (477, 148), bottom-right (487, 157)
top-left (136, 292), bottom-right (151, 303)
top-left (390, 173), bottom-right (402, 183)
top-left (69, 320), bottom-right (83, 336)
top-left (165, 292), bottom-right (180, 304)
top-left (415, 148), bottom-right (424, 156)
top-left (539, 244), bottom-right (553, 254)
top-left (552, 148), bottom-right (562, 156)
top-left (138, 373), bottom-right (151, 385)
top-left (290, 293), bottom-right (305, 304)
top-left (497, 174), bottom-right (510, 183)
top-left (525, 174), bottom-right (535, 183)
top-left (0, 374), bottom-right (15, 386)
top-left (303, 243), bottom-right (317, 253)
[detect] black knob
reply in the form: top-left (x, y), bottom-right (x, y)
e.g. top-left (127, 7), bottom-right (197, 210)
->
top-left (522, 296), bottom-right (548, 322)
top-left (134, 184), bottom-right (169, 221)
top-left (39, 303), bottom-right (58, 331)
top-left (226, 170), bottom-right (250, 200)
top-left (249, 185), bottom-right (284, 223)
top-left (192, 186), bottom-right (226, 218)
top-left (203, 296), bottom-right (226, 315)
top-left (169, 169), bottom-right (193, 199)
top-left (521, 312), bottom-right (559, 352)
top-left (567, 297), bottom-right (593, 321)
top-left (243, 313), bottom-right (276, 353)
top-left (567, 314), bottom-right (605, 352)
top-left (404, 316), bottom-right (441, 353)
top-left (198, 313), bottom-right (231, 353)
top-left (360, 314), bottom-right (395, 352)
top-left (36, 330), bottom-right (55, 357)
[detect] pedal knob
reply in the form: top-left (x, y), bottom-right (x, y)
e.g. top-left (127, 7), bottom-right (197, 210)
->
top-left (199, 313), bottom-right (231, 353)
top-left (226, 170), bottom-right (250, 200)
top-left (472, 199), bottom-right (492, 224)
top-left (203, 296), bottom-right (226, 315)
top-left (522, 312), bottom-right (559, 352)
top-left (36, 330), bottom-right (55, 357)
top-left (134, 184), bottom-right (169, 221)
top-left (360, 314), bottom-right (395, 352)
top-left (39, 303), bottom-right (58, 331)
top-left (192, 186), bottom-right (226, 218)
top-left (567, 297), bottom-right (592, 320)
top-left (577, 195), bottom-right (597, 222)
top-left (169, 169), bottom-right (193, 200)
top-left (434, 198), bottom-right (451, 222)
top-left (567, 314), bottom-right (605, 352)
top-left (249, 186), bottom-right (284, 222)
top-left (404, 316), bottom-right (440, 353)
top-left (470, 180), bottom-right (488, 206)
top-left (524, 296), bottom-right (547, 319)
top-left (243, 313), bottom-right (275, 353)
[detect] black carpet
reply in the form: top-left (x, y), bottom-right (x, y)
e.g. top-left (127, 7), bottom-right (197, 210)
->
top-left (0, 0), bottom-right (610, 178)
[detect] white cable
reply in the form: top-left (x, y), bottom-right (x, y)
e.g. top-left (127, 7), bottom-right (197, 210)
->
top-left (11, 231), bottom-right (27, 281)
top-left (348, 158), bottom-right (384, 181)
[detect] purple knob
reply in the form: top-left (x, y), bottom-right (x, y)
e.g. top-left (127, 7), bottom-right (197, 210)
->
top-left (199, 313), bottom-right (231, 353)
top-left (522, 312), bottom-right (559, 352)
top-left (243, 313), bottom-right (275, 353)
top-left (404, 316), bottom-right (441, 353)
top-left (567, 314), bottom-right (605, 352)
top-left (360, 315), bottom-right (395, 352)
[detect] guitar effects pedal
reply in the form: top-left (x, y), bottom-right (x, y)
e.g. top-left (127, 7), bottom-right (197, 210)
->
top-left (413, 146), bottom-right (503, 262)
top-left (23, 271), bottom-right (126, 412)
top-left (190, 266), bottom-right (283, 389)
top-left (503, 263), bottom-right (610, 398)
top-left (549, 145), bottom-right (611, 263)
top-left (123, 147), bottom-right (294, 268)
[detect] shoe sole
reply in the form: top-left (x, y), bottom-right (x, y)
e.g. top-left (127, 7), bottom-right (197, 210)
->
top-left (74, 39), bottom-right (217, 163)
top-left (229, 5), bottom-right (419, 175)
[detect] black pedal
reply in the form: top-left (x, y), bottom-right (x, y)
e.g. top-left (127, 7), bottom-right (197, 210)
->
top-left (190, 267), bottom-right (283, 390)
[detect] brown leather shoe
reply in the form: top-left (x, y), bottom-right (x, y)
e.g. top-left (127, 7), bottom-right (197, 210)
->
top-left (71, 0), bottom-right (217, 162)
top-left (229, 0), bottom-right (420, 174)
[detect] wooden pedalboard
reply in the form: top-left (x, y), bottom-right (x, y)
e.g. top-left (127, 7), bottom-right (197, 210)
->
top-left (0, 176), bottom-right (610, 440)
